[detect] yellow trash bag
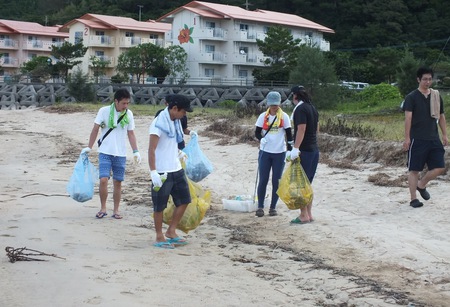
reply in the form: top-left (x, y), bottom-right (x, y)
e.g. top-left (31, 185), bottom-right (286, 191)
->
top-left (277, 159), bottom-right (313, 210)
top-left (162, 178), bottom-right (211, 233)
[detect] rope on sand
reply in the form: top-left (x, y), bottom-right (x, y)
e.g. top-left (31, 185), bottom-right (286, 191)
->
top-left (5, 246), bottom-right (66, 263)
top-left (20, 193), bottom-right (68, 198)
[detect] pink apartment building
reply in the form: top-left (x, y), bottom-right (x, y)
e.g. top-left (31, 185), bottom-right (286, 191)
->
top-left (0, 19), bottom-right (68, 82)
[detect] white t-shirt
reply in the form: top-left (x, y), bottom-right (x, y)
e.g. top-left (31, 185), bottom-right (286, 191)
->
top-left (149, 116), bottom-right (182, 173)
top-left (255, 111), bottom-right (291, 153)
top-left (94, 106), bottom-right (135, 157)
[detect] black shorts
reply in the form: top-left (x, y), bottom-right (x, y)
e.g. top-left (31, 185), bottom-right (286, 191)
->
top-left (151, 169), bottom-right (191, 212)
top-left (407, 139), bottom-right (445, 171)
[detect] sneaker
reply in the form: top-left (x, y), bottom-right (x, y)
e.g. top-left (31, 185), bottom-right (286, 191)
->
top-left (416, 186), bottom-right (430, 200)
top-left (269, 209), bottom-right (277, 216)
top-left (255, 208), bottom-right (264, 217)
top-left (410, 199), bottom-right (424, 208)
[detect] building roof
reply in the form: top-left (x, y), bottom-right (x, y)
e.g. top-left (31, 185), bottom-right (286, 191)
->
top-left (157, 1), bottom-right (334, 34)
top-left (0, 19), bottom-right (68, 37)
top-left (60, 14), bottom-right (171, 33)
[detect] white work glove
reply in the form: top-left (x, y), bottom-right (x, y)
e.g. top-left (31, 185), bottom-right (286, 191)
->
top-left (285, 151), bottom-right (291, 162)
top-left (133, 151), bottom-right (141, 164)
top-left (150, 170), bottom-right (165, 190)
top-left (260, 138), bottom-right (268, 146)
top-left (81, 147), bottom-right (91, 155)
top-left (178, 150), bottom-right (188, 163)
top-left (289, 148), bottom-right (300, 160)
top-left (189, 130), bottom-right (197, 137)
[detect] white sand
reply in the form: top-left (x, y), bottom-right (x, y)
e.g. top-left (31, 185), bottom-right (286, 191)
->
top-left (1, 108), bottom-right (449, 306)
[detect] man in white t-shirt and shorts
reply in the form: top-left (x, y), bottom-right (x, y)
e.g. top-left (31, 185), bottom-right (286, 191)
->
top-left (82, 88), bottom-right (141, 220)
top-left (148, 94), bottom-right (193, 249)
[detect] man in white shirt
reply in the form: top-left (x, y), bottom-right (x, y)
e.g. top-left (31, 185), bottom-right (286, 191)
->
top-left (148, 94), bottom-right (193, 249)
top-left (82, 88), bottom-right (140, 219)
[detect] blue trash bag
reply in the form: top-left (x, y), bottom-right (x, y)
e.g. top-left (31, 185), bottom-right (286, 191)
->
top-left (182, 134), bottom-right (213, 182)
top-left (67, 153), bottom-right (98, 203)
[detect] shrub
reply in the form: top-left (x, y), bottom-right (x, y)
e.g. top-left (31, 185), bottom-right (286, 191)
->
top-left (67, 67), bottom-right (96, 102)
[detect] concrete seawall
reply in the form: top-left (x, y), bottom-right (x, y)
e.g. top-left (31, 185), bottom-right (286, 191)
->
top-left (0, 83), bottom-right (293, 109)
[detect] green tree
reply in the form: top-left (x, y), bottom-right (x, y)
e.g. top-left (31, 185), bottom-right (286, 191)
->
top-left (20, 56), bottom-right (52, 83)
top-left (67, 67), bottom-right (96, 102)
top-left (365, 46), bottom-right (403, 84)
top-left (326, 51), bottom-right (353, 81)
top-left (51, 41), bottom-right (88, 81)
top-left (396, 49), bottom-right (422, 97)
top-left (165, 45), bottom-right (189, 84)
top-left (254, 26), bottom-right (301, 82)
top-left (89, 55), bottom-right (110, 83)
top-left (116, 43), bottom-right (167, 84)
top-left (289, 46), bottom-right (340, 109)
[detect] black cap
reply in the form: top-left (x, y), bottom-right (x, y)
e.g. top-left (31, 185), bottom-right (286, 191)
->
top-left (291, 85), bottom-right (305, 95)
top-left (166, 94), bottom-right (193, 112)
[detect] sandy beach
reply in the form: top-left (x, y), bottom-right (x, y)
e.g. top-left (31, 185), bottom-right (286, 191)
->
top-left (1, 107), bottom-right (450, 307)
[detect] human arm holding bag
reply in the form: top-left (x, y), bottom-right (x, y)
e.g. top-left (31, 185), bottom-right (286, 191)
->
top-left (290, 123), bottom-right (306, 160)
top-left (81, 123), bottom-right (101, 155)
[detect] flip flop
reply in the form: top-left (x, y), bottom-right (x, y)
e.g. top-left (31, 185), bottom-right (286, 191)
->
top-left (111, 213), bottom-right (123, 219)
top-left (290, 217), bottom-right (310, 224)
top-left (96, 211), bottom-right (107, 219)
top-left (153, 241), bottom-right (175, 249)
top-left (167, 237), bottom-right (188, 245)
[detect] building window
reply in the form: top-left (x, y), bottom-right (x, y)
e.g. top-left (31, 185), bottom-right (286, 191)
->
top-left (263, 26), bottom-right (270, 34)
top-left (239, 70), bottom-right (248, 78)
top-left (95, 50), bottom-right (104, 56)
top-left (240, 24), bottom-right (249, 31)
top-left (205, 45), bottom-right (215, 53)
top-left (205, 21), bottom-right (215, 28)
top-left (95, 31), bottom-right (105, 36)
top-left (149, 34), bottom-right (159, 39)
top-left (239, 47), bottom-right (248, 55)
top-left (74, 31), bottom-right (83, 44)
top-left (125, 32), bottom-right (134, 37)
top-left (205, 68), bottom-right (214, 77)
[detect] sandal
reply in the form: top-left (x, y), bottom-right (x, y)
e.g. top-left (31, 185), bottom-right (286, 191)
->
top-left (96, 211), bottom-right (107, 219)
top-left (111, 213), bottom-right (123, 219)
top-left (290, 217), bottom-right (310, 224)
top-left (153, 241), bottom-right (175, 249)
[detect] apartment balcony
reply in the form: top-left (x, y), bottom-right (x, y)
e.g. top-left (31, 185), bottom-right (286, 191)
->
top-left (0, 38), bottom-right (18, 49)
top-left (120, 36), bottom-right (142, 48)
top-left (87, 35), bottom-right (114, 47)
top-left (228, 30), bottom-right (257, 42)
top-left (148, 38), bottom-right (165, 47)
top-left (295, 35), bottom-right (330, 52)
top-left (228, 52), bottom-right (264, 66)
top-left (0, 56), bottom-right (19, 67)
top-left (193, 52), bottom-right (226, 64)
top-left (196, 27), bottom-right (227, 41)
top-left (90, 55), bottom-right (115, 67)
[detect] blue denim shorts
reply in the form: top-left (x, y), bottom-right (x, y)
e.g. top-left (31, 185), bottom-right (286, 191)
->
top-left (300, 150), bottom-right (320, 183)
top-left (151, 169), bottom-right (191, 212)
top-left (98, 153), bottom-right (126, 181)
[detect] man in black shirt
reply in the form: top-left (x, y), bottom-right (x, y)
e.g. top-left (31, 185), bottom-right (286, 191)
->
top-left (403, 67), bottom-right (448, 208)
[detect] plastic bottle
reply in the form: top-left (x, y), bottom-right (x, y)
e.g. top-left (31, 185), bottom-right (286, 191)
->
top-left (153, 173), bottom-right (167, 191)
